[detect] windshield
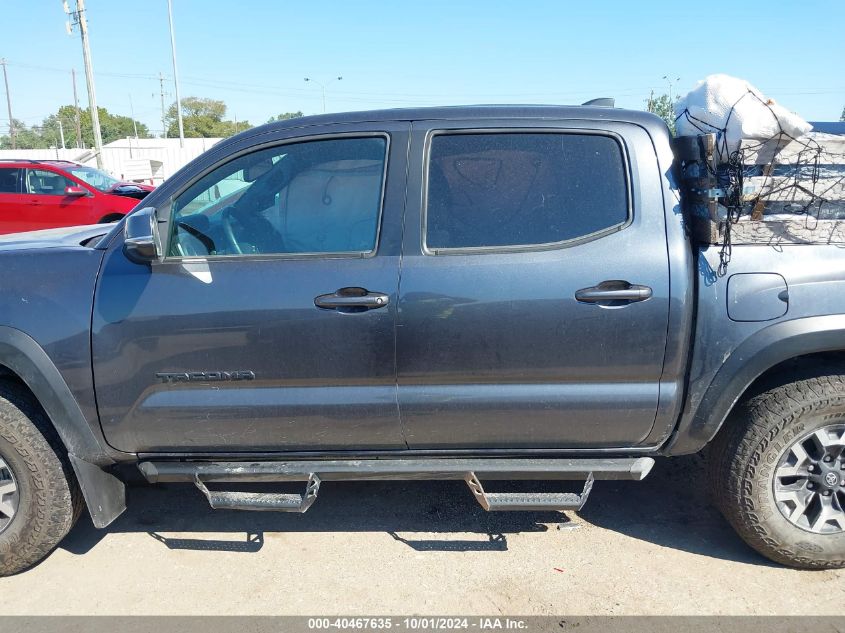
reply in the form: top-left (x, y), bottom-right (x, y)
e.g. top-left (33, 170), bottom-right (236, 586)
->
top-left (66, 165), bottom-right (121, 192)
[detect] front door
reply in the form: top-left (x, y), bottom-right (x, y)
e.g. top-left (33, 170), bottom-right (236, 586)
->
top-left (93, 127), bottom-right (409, 453)
top-left (22, 168), bottom-right (94, 231)
top-left (396, 121), bottom-right (671, 449)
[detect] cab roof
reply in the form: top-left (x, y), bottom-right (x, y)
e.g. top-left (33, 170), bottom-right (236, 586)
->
top-left (245, 104), bottom-right (669, 137)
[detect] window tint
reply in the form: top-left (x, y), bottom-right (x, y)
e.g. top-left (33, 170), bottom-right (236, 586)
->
top-left (425, 133), bottom-right (628, 250)
top-left (0, 168), bottom-right (19, 193)
top-left (25, 169), bottom-right (76, 195)
top-left (169, 137), bottom-right (387, 257)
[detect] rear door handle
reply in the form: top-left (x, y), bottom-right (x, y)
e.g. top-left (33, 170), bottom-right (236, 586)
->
top-left (314, 287), bottom-right (390, 311)
top-left (575, 281), bottom-right (652, 305)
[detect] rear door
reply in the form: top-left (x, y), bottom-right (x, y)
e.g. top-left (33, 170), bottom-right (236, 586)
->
top-left (397, 120), bottom-right (671, 449)
top-left (0, 167), bottom-right (28, 234)
top-left (93, 124), bottom-right (410, 453)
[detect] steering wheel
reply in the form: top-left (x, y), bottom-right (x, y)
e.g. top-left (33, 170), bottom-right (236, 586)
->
top-left (220, 206), bottom-right (244, 255)
top-left (220, 204), bottom-right (290, 255)
top-left (173, 221), bottom-right (216, 257)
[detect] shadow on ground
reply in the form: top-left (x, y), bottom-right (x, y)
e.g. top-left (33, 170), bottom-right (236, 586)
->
top-left (59, 454), bottom-right (772, 566)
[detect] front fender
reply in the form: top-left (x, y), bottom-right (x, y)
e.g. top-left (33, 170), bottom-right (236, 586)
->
top-left (0, 326), bottom-right (125, 527)
top-left (665, 314), bottom-right (845, 455)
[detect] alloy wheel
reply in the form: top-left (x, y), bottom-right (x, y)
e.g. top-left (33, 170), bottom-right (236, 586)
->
top-left (774, 424), bottom-right (845, 534)
top-left (0, 455), bottom-right (19, 535)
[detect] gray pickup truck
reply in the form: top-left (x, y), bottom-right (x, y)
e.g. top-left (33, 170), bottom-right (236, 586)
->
top-left (1, 105), bottom-right (843, 575)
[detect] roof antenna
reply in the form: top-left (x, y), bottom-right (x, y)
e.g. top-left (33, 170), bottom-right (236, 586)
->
top-left (582, 98), bottom-right (615, 107)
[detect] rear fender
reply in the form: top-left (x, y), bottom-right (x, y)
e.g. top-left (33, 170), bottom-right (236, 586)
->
top-left (665, 315), bottom-right (845, 455)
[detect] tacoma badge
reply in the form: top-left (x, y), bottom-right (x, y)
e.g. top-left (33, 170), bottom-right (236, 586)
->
top-left (155, 371), bottom-right (256, 383)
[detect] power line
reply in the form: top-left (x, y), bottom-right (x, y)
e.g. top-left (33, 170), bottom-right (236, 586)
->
top-left (3, 58), bottom-right (843, 101)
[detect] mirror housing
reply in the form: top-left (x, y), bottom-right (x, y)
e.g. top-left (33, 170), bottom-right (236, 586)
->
top-left (243, 158), bottom-right (273, 182)
top-left (123, 207), bottom-right (161, 264)
top-left (64, 185), bottom-right (88, 197)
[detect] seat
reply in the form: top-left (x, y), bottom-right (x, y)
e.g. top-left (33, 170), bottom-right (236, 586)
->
top-left (29, 172), bottom-right (67, 195)
top-left (273, 160), bottom-right (383, 253)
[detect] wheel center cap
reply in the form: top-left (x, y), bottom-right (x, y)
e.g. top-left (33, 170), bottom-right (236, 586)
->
top-left (823, 471), bottom-right (839, 488)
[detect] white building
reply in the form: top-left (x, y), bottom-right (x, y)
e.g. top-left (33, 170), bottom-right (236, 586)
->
top-left (0, 137), bottom-right (222, 185)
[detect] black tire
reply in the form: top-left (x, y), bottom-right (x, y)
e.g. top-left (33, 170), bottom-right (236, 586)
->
top-left (0, 380), bottom-right (82, 577)
top-left (709, 372), bottom-right (845, 569)
top-left (98, 213), bottom-right (124, 224)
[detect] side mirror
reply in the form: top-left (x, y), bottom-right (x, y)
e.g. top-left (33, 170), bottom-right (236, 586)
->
top-left (123, 207), bottom-right (161, 264)
top-left (64, 185), bottom-right (88, 197)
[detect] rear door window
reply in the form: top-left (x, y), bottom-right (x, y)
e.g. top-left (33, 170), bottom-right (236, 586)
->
top-left (0, 168), bottom-right (20, 193)
top-left (425, 132), bottom-right (629, 251)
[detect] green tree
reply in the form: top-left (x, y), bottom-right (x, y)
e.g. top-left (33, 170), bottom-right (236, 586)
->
top-left (647, 92), bottom-right (677, 135)
top-left (165, 97), bottom-right (250, 138)
top-left (267, 111), bottom-right (304, 123)
top-left (0, 119), bottom-right (50, 149)
top-left (0, 107), bottom-right (149, 150)
top-left (42, 106), bottom-right (150, 148)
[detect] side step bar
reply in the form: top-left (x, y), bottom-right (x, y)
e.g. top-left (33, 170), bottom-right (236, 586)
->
top-left (193, 474), bottom-right (321, 513)
top-left (466, 473), bottom-right (594, 512)
top-left (138, 457), bottom-right (653, 514)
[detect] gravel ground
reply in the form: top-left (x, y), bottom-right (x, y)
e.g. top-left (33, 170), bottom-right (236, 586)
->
top-left (0, 454), bottom-right (842, 615)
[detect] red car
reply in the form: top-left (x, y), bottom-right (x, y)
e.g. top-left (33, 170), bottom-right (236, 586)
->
top-left (0, 159), bottom-right (154, 234)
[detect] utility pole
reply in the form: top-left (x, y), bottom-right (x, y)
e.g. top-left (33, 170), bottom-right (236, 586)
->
top-left (65, 0), bottom-right (104, 167)
top-left (1, 59), bottom-right (15, 149)
top-left (158, 72), bottom-right (169, 138)
top-left (167, 0), bottom-right (185, 147)
top-left (71, 68), bottom-right (83, 148)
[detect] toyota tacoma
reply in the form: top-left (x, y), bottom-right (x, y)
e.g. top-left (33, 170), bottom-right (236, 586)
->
top-left (0, 105), bottom-right (844, 575)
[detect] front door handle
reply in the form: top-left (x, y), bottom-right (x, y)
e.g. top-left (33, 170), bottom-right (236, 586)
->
top-left (314, 287), bottom-right (390, 311)
top-left (575, 281), bottom-right (652, 306)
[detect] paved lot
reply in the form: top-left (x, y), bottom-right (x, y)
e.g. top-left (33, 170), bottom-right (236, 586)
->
top-left (0, 454), bottom-right (843, 615)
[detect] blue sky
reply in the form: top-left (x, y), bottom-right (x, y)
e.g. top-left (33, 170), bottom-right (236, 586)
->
top-left (2, 0), bottom-right (843, 135)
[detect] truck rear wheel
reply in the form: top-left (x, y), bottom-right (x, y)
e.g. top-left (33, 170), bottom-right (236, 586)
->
top-left (709, 373), bottom-right (845, 568)
top-left (0, 381), bottom-right (81, 576)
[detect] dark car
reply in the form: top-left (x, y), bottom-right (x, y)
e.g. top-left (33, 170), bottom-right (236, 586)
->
top-left (0, 159), bottom-right (154, 234)
top-left (0, 105), bottom-right (844, 576)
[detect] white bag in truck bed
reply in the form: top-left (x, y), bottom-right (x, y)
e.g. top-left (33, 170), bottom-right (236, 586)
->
top-left (674, 74), bottom-right (812, 160)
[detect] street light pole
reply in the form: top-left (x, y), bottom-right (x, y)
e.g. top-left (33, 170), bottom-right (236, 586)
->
top-left (167, 0), bottom-right (185, 147)
top-left (0, 59), bottom-right (15, 149)
top-left (57, 119), bottom-right (66, 149)
top-left (71, 68), bottom-right (83, 148)
top-left (662, 75), bottom-right (680, 102)
top-left (128, 93), bottom-right (139, 139)
top-left (304, 76), bottom-right (343, 113)
top-left (158, 72), bottom-right (169, 139)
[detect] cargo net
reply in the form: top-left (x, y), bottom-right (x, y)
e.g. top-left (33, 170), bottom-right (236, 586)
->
top-left (676, 90), bottom-right (845, 274)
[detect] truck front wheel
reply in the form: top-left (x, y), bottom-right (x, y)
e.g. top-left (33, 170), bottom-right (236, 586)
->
top-left (0, 381), bottom-right (82, 576)
top-left (709, 373), bottom-right (845, 568)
